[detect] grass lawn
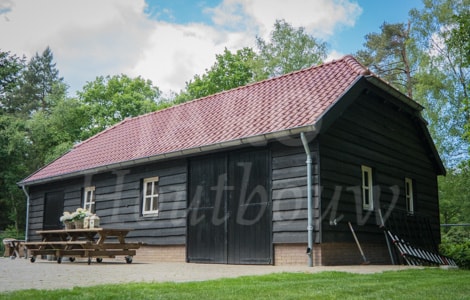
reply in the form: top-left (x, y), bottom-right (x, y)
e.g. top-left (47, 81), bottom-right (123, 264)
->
top-left (1, 268), bottom-right (469, 299)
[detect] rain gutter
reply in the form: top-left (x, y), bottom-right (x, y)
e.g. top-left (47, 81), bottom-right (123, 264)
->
top-left (20, 124), bottom-right (317, 186)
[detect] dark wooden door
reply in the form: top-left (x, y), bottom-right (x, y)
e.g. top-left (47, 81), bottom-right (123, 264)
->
top-left (187, 149), bottom-right (272, 264)
top-left (228, 150), bottom-right (272, 264)
top-left (187, 155), bottom-right (227, 263)
top-left (43, 191), bottom-right (64, 230)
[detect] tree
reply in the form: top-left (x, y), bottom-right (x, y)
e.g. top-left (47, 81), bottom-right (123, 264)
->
top-left (410, 0), bottom-right (470, 165)
top-left (0, 114), bottom-right (29, 232)
top-left (439, 162), bottom-right (470, 227)
top-left (255, 19), bottom-right (327, 80)
top-left (0, 48), bottom-right (63, 232)
top-left (448, 11), bottom-right (470, 68)
top-left (26, 96), bottom-right (88, 169)
top-left (448, 10), bottom-right (470, 141)
top-left (175, 48), bottom-right (257, 103)
top-left (78, 74), bottom-right (161, 139)
top-left (0, 50), bottom-right (24, 109)
top-left (5, 47), bottom-right (64, 116)
top-left (174, 20), bottom-right (328, 102)
top-left (356, 22), bottom-right (416, 98)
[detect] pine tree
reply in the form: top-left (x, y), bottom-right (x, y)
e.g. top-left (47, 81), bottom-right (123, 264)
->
top-left (9, 47), bottom-right (64, 116)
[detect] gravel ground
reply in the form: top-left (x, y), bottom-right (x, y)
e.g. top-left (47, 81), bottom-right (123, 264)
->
top-left (0, 257), bottom-right (415, 293)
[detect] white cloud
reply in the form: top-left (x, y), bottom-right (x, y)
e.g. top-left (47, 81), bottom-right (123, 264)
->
top-left (325, 49), bottom-right (346, 62)
top-left (207, 0), bottom-right (362, 39)
top-left (1, 0), bottom-right (153, 95)
top-left (136, 0), bottom-right (362, 93)
top-left (130, 22), bottom-right (254, 93)
top-left (1, 0), bottom-right (362, 96)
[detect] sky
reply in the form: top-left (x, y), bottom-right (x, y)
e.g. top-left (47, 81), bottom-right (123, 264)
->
top-left (0, 0), bottom-right (424, 96)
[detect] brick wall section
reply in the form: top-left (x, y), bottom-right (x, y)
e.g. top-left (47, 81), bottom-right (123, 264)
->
top-left (134, 245), bottom-right (186, 263)
top-left (134, 243), bottom-right (391, 265)
top-left (313, 243), bottom-right (322, 266)
top-left (274, 244), bottom-right (309, 266)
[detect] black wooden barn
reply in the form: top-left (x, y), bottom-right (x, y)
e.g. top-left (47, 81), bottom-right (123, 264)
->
top-left (19, 56), bottom-right (445, 266)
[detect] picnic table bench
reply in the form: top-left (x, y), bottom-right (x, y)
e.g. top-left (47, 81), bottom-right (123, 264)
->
top-left (3, 238), bottom-right (25, 258)
top-left (24, 228), bottom-right (141, 265)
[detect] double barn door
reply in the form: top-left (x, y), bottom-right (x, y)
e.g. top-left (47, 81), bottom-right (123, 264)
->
top-left (187, 149), bottom-right (272, 264)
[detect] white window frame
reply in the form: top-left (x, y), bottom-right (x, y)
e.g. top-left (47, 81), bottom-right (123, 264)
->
top-left (83, 186), bottom-right (96, 213)
top-left (405, 177), bottom-right (414, 214)
top-left (142, 176), bottom-right (159, 216)
top-left (361, 166), bottom-right (374, 211)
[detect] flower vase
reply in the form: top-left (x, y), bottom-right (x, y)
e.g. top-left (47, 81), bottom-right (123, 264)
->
top-left (74, 219), bottom-right (84, 229)
top-left (84, 216), bottom-right (90, 229)
top-left (64, 221), bottom-right (75, 230)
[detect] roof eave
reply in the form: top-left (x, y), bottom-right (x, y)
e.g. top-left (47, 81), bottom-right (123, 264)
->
top-left (365, 76), bottom-right (424, 111)
top-left (19, 124), bottom-right (318, 187)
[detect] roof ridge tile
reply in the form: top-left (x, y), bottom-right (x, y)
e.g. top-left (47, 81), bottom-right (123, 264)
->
top-left (342, 55), bottom-right (371, 76)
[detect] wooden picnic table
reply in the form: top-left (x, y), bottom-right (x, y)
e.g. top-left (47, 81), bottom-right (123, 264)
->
top-left (24, 228), bottom-right (141, 265)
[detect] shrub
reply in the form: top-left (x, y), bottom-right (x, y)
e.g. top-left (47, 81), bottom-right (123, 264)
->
top-left (440, 227), bottom-right (470, 269)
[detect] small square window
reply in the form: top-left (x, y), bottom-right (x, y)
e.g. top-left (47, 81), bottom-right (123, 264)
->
top-left (361, 166), bottom-right (373, 211)
top-left (143, 177), bottom-right (159, 215)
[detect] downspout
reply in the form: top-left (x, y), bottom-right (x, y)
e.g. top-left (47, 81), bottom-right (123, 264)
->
top-left (21, 185), bottom-right (30, 242)
top-left (300, 132), bottom-right (313, 267)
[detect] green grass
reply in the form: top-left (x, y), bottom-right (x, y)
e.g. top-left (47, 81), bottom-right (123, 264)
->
top-left (1, 268), bottom-right (469, 299)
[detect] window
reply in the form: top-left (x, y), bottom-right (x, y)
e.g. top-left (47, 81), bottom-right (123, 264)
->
top-left (361, 166), bottom-right (374, 211)
top-left (405, 177), bottom-right (414, 214)
top-left (143, 177), bottom-right (159, 215)
top-left (83, 186), bottom-right (96, 213)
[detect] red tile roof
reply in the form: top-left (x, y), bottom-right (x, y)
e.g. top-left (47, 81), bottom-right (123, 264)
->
top-left (21, 55), bottom-right (372, 185)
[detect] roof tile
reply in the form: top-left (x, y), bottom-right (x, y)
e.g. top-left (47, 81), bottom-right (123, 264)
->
top-left (22, 55), bottom-right (369, 184)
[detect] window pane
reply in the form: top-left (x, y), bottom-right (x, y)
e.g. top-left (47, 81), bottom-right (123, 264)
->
top-left (363, 171), bottom-right (369, 187)
top-left (153, 184), bottom-right (159, 196)
top-left (152, 182), bottom-right (158, 195)
top-left (146, 182), bottom-right (152, 196)
top-left (144, 197), bottom-right (151, 211)
top-left (151, 197), bottom-right (158, 211)
top-left (364, 191), bottom-right (370, 205)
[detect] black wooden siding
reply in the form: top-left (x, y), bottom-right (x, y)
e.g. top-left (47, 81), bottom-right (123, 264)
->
top-left (28, 178), bottom-right (84, 241)
top-left (271, 141), bottom-right (320, 244)
top-left (28, 142), bottom-right (318, 246)
top-left (27, 160), bottom-right (187, 244)
top-left (319, 91), bottom-right (441, 244)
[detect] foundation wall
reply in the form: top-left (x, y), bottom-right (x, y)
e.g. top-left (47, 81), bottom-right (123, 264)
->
top-left (134, 245), bottom-right (186, 263)
top-left (319, 242), bottom-right (391, 265)
top-left (133, 242), bottom-right (391, 265)
top-left (274, 244), bottom-right (306, 265)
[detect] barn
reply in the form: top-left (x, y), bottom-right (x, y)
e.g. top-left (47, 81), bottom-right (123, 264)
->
top-left (19, 56), bottom-right (445, 266)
